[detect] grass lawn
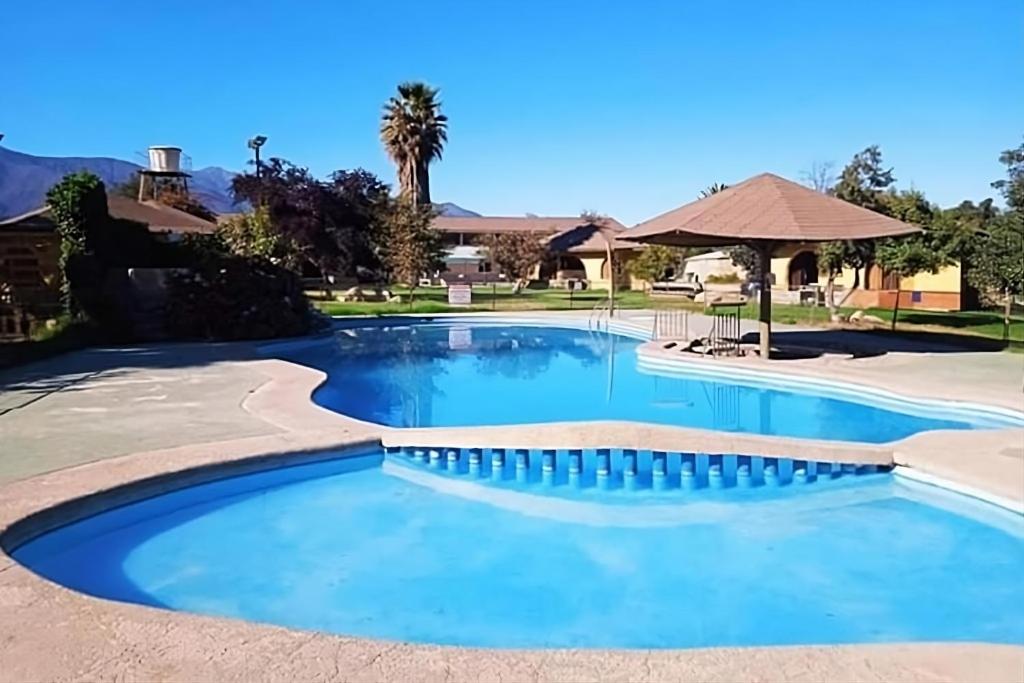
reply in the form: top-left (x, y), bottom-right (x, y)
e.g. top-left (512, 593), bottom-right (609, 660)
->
top-left (313, 285), bottom-right (1024, 346)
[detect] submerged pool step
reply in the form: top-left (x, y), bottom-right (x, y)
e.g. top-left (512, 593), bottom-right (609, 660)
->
top-left (385, 446), bottom-right (885, 492)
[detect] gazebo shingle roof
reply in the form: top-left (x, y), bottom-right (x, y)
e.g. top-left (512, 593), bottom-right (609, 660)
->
top-left (624, 173), bottom-right (919, 246)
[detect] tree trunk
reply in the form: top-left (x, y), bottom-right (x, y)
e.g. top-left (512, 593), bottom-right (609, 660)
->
top-left (826, 273), bottom-right (837, 320)
top-left (757, 243), bottom-right (773, 359)
top-left (408, 284), bottom-right (416, 310)
top-left (603, 230), bottom-right (615, 318)
top-left (418, 162), bottom-right (431, 206)
top-left (1004, 287), bottom-right (1012, 341)
top-left (890, 287), bottom-right (901, 331)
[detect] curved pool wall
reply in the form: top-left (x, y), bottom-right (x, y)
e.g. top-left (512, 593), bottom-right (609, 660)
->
top-left (10, 449), bottom-right (1024, 649)
top-left (271, 318), bottom-right (1024, 443)
top-left (382, 445), bottom-right (884, 497)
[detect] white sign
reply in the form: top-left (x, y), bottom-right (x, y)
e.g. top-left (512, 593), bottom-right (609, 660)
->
top-left (448, 284), bottom-right (472, 306)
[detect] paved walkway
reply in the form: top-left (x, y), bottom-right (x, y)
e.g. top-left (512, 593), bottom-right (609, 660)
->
top-left (0, 343), bottom-right (282, 484)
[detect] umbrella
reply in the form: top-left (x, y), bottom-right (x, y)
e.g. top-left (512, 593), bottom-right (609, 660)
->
top-left (621, 173), bottom-right (919, 358)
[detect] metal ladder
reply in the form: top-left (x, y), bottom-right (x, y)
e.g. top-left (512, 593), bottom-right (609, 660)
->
top-left (588, 300), bottom-right (610, 332)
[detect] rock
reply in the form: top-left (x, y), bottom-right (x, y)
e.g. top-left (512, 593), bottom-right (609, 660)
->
top-left (849, 309), bottom-right (865, 322)
top-left (861, 314), bottom-right (887, 325)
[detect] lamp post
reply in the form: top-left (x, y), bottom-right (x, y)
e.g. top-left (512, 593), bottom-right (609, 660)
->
top-left (247, 135), bottom-right (267, 180)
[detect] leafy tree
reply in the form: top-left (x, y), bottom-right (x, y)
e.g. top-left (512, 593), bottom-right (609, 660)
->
top-left (218, 207), bottom-right (301, 270)
top-left (992, 138), bottom-right (1024, 212)
top-left (46, 172), bottom-right (109, 315)
top-left (833, 145), bottom-right (895, 214)
top-left (327, 168), bottom-right (392, 277)
top-left (380, 199), bottom-right (444, 303)
top-left (481, 232), bottom-right (548, 293)
top-left (380, 82), bottom-right (448, 206)
top-left (874, 231), bottom-right (952, 330)
top-left (628, 245), bottom-right (678, 291)
top-left (966, 212), bottom-right (1024, 339)
top-left (815, 148), bottom-right (903, 316)
top-left (232, 159), bottom-right (390, 288)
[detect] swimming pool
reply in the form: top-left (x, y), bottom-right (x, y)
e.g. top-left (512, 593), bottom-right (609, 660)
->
top-left (12, 451), bottom-right (1024, 649)
top-left (290, 322), bottom-right (1020, 443)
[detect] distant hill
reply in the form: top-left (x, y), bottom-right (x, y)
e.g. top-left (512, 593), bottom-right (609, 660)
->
top-left (434, 202), bottom-right (481, 217)
top-left (0, 147), bottom-right (241, 219)
top-left (0, 147), bottom-right (480, 221)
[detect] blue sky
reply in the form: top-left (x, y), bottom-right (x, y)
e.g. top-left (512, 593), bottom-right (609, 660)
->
top-left (6, 0), bottom-right (1022, 224)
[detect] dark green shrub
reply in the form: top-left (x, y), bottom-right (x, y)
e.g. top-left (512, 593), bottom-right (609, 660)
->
top-left (165, 255), bottom-right (323, 340)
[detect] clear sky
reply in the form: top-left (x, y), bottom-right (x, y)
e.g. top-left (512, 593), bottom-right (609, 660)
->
top-left (6, 0), bottom-right (1022, 224)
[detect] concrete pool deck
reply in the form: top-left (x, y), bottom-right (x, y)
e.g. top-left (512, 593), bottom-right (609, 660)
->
top-left (1, 310), bottom-right (1023, 681)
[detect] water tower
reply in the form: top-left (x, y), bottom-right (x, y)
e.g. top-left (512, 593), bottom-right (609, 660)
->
top-left (137, 145), bottom-right (191, 201)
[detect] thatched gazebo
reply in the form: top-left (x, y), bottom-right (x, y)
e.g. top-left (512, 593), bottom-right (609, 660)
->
top-left (622, 173), bottom-right (920, 358)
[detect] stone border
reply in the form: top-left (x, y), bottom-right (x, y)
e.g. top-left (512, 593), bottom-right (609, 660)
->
top-left (2, 316), bottom-right (1023, 681)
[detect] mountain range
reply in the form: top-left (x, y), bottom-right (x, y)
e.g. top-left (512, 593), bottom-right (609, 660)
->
top-left (0, 147), bottom-right (480, 220)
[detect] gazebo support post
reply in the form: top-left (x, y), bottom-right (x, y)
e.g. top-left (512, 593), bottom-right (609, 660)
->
top-left (756, 242), bottom-right (775, 359)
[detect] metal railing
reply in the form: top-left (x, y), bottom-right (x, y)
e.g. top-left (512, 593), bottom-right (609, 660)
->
top-left (588, 300), bottom-right (610, 331)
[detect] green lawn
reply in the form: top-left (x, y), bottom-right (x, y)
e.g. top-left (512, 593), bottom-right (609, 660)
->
top-left (314, 285), bottom-right (1024, 346)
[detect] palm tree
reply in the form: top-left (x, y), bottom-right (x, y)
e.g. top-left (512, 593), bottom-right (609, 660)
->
top-left (380, 82), bottom-right (448, 206)
top-left (699, 182), bottom-right (729, 198)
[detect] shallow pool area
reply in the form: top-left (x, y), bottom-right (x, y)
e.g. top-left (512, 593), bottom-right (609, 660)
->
top-left (291, 322), bottom-right (1021, 442)
top-left (12, 451), bottom-right (1024, 649)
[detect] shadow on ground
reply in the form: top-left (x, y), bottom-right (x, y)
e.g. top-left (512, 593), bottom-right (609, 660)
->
top-left (741, 328), bottom-right (1019, 359)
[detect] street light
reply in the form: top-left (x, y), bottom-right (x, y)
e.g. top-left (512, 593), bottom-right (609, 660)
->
top-left (247, 135), bottom-right (267, 180)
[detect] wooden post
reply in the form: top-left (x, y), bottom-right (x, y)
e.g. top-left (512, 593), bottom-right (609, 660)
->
top-left (757, 242), bottom-right (773, 359)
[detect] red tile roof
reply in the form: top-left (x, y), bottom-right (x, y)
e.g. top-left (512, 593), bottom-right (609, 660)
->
top-left (624, 173), bottom-right (919, 246)
top-left (432, 215), bottom-right (625, 235)
top-left (0, 196), bottom-right (217, 235)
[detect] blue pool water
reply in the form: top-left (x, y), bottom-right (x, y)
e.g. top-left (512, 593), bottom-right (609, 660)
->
top-left (13, 452), bottom-right (1024, 649)
top-left (292, 322), bottom-right (1017, 442)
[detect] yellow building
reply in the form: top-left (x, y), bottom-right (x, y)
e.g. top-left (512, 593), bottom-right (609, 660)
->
top-left (767, 243), bottom-right (965, 310)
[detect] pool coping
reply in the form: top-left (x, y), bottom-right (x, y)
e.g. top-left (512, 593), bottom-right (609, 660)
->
top-left (2, 315), bottom-right (1023, 681)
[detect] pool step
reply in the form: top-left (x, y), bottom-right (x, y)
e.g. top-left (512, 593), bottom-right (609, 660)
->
top-left (385, 446), bottom-right (886, 492)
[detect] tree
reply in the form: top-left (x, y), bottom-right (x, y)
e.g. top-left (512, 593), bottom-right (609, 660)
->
top-left (700, 182), bottom-right (728, 198)
top-left (801, 161), bottom-right (836, 193)
top-left (380, 199), bottom-right (444, 303)
top-left (327, 168), bottom-right (393, 277)
top-left (874, 232), bottom-right (951, 330)
top-left (481, 232), bottom-right (548, 293)
top-left (232, 159), bottom-right (392, 289)
top-left (992, 138), bottom-right (1024, 212)
top-left (380, 82), bottom-right (448, 206)
top-left (811, 147), bottom-right (899, 313)
top-left (217, 207), bottom-right (301, 270)
top-left (46, 172), bottom-right (109, 315)
top-left (833, 145), bottom-right (895, 214)
top-left (966, 212), bottom-right (1024, 339)
top-left (628, 245), bottom-right (678, 292)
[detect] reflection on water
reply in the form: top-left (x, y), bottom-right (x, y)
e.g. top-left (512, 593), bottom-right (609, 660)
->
top-left (294, 323), bottom-right (984, 442)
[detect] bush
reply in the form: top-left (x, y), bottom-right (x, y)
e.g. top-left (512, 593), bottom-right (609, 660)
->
top-left (165, 255), bottom-right (324, 340)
